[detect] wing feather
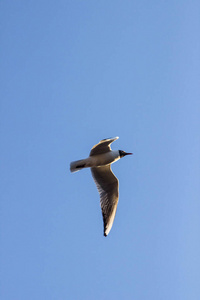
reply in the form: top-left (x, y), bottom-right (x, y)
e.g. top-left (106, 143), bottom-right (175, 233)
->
top-left (91, 165), bottom-right (119, 236)
top-left (90, 137), bottom-right (119, 156)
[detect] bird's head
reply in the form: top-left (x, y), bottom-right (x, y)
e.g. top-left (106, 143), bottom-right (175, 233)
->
top-left (119, 150), bottom-right (133, 158)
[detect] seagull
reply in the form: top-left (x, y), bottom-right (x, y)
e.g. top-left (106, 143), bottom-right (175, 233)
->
top-left (70, 137), bottom-right (132, 236)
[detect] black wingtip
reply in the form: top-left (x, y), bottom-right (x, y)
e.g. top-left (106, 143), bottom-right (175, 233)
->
top-left (104, 232), bottom-right (107, 237)
top-left (75, 163), bottom-right (85, 169)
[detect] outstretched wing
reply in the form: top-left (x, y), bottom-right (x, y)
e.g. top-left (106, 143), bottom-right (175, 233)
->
top-left (91, 165), bottom-right (119, 236)
top-left (90, 137), bottom-right (119, 156)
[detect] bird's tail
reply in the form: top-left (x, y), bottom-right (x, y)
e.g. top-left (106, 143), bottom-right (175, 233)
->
top-left (70, 159), bottom-right (88, 173)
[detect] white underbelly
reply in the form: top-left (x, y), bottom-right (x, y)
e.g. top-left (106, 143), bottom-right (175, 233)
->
top-left (88, 151), bottom-right (120, 167)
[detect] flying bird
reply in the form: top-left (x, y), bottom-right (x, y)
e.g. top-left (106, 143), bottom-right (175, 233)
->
top-left (70, 137), bottom-right (132, 236)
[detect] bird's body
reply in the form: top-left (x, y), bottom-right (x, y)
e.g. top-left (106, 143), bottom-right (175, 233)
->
top-left (70, 150), bottom-right (120, 171)
top-left (70, 137), bottom-right (132, 236)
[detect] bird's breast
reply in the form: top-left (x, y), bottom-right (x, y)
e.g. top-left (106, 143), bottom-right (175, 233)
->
top-left (89, 151), bottom-right (120, 167)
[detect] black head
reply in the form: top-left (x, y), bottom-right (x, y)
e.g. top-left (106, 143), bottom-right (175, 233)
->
top-left (119, 150), bottom-right (133, 157)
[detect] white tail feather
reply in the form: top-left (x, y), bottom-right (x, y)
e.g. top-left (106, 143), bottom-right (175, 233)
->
top-left (70, 159), bottom-right (87, 173)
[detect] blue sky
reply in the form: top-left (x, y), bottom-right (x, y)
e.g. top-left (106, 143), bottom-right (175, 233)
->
top-left (1, 1), bottom-right (200, 299)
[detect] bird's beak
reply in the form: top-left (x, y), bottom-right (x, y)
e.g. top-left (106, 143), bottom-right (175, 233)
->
top-left (124, 152), bottom-right (133, 156)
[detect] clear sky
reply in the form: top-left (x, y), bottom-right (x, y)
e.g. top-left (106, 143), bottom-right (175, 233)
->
top-left (1, 1), bottom-right (200, 299)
